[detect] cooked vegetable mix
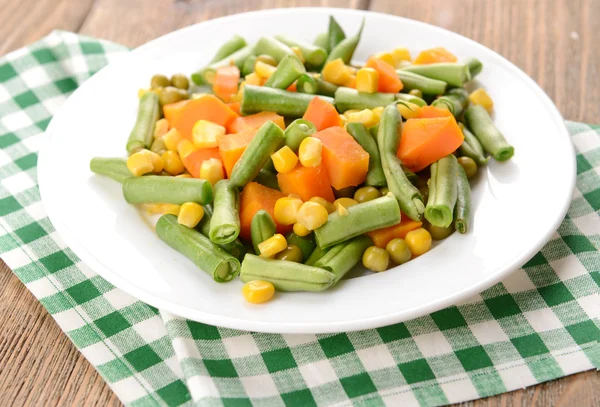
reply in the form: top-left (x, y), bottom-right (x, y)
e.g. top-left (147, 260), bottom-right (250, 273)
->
top-left (91, 17), bottom-right (513, 304)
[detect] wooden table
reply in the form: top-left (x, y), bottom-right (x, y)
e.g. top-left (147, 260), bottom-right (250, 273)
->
top-left (0, 1), bottom-right (598, 406)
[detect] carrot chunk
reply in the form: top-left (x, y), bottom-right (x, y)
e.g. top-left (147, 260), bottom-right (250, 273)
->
top-left (213, 65), bottom-right (240, 102)
top-left (277, 163), bottom-right (335, 202)
top-left (417, 105), bottom-right (453, 119)
top-left (366, 218), bottom-right (423, 248)
top-left (181, 148), bottom-right (222, 178)
top-left (413, 47), bottom-right (457, 65)
top-left (365, 57), bottom-right (403, 93)
top-left (217, 128), bottom-right (258, 178)
top-left (302, 97), bottom-right (342, 131)
top-left (227, 111), bottom-right (285, 134)
top-left (239, 182), bottom-right (292, 239)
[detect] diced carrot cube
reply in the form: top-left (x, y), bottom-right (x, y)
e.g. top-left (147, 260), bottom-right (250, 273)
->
top-left (239, 182), bottom-right (292, 239)
top-left (277, 163), bottom-right (335, 202)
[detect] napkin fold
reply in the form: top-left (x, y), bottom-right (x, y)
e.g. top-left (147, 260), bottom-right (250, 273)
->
top-left (0, 31), bottom-right (598, 407)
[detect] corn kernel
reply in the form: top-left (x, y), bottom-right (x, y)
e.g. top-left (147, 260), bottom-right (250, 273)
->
top-left (274, 197), bottom-right (303, 225)
top-left (373, 52), bottom-right (395, 67)
top-left (127, 151), bottom-right (154, 176)
top-left (309, 197), bottom-right (335, 214)
top-left (177, 173), bottom-right (193, 178)
top-left (255, 61), bottom-right (277, 79)
top-left (192, 120), bottom-right (225, 149)
top-left (339, 114), bottom-right (348, 129)
top-left (191, 93), bottom-right (208, 99)
top-left (397, 102), bottom-right (421, 119)
top-left (343, 74), bottom-right (357, 88)
top-left (161, 204), bottom-right (181, 216)
top-left (256, 54), bottom-right (277, 66)
top-left (258, 234), bottom-right (288, 257)
top-left (296, 201), bottom-right (329, 230)
top-left (356, 67), bottom-right (379, 93)
top-left (271, 146), bottom-right (299, 174)
top-left (142, 204), bottom-right (165, 215)
top-left (245, 72), bottom-right (262, 86)
top-left (288, 193), bottom-right (302, 200)
top-left (372, 106), bottom-right (385, 121)
top-left (140, 149), bottom-right (164, 174)
top-left (336, 204), bottom-right (349, 216)
top-left (322, 58), bottom-right (352, 86)
top-left (293, 222), bottom-right (311, 237)
top-left (334, 197), bottom-right (358, 209)
top-left (298, 137), bottom-right (322, 167)
top-left (199, 158), bottom-right (225, 185)
top-left (242, 280), bottom-right (275, 304)
top-left (230, 81), bottom-right (245, 103)
top-left (346, 65), bottom-right (358, 75)
top-left (342, 109), bottom-right (361, 117)
top-left (405, 228), bottom-right (432, 256)
top-left (161, 150), bottom-right (185, 175)
top-left (469, 88), bottom-right (494, 113)
top-left (291, 46), bottom-right (305, 64)
top-left (177, 202), bottom-right (205, 228)
top-left (177, 139), bottom-right (197, 160)
top-left (164, 128), bottom-right (184, 151)
top-left (154, 118), bottom-right (170, 139)
top-left (391, 48), bottom-right (412, 65)
top-left (346, 109), bottom-right (379, 128)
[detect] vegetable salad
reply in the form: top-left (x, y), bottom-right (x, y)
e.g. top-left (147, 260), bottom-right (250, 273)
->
top-left (90, 16), bottom-right (514, 304)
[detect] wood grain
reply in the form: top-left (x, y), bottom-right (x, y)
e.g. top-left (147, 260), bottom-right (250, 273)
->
top-left (0, 1), bottom-right (598, 406)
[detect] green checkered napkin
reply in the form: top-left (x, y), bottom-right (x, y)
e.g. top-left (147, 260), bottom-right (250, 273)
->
top-left (0, 31), bottom-right (598, 407)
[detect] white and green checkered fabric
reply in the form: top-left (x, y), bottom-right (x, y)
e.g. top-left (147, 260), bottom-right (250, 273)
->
top-left (0, 31), bottom-right (598, 407)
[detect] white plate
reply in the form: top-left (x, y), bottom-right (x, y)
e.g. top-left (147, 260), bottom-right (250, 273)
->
top-left (38, 8), bottom-right (575, 334)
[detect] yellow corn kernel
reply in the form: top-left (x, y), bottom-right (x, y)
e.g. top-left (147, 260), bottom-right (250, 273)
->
top-left (127, 151), bottom-right (154, 176)
top-left (161, 150), bottom-right (185, 175)
top-left (256, 54), bottom-right (277, 66)
top-left (346, 109), bottom-right (379, 128)
top-left (177, 173), bottom-right (193, 178)
top-left (192, 120), bottom-right (225, 149)
top-left (356, 67), bottom-right (379, 93)
top-left (255, 61), bottom-right (277, 79)
top-left (154, 118), bottom-right (170, 139)
top-left (177, 139), bottom-right (197, 160)
top-left (397, 102), bottom-right (421, 119)
top-left (291, 46), bottom-right (306, 64)
top-left (391, 48), bottom-right (412, 65)
top-left (271, 146), bottom-right (299, 174)
top-left (469, 88), bottom-right (494, 113)
top-left (163, 128), bottom-right (184, 151)
top-left (274, 197), bottom-right (303, 225)
top-left (346, 65), bottom-right (358, 75)
top-left (296, 201), bottom-right (329, 230)
top-left (339, 114), bottom-right (348, 129)
top-left (142, 203), bottom-right (165, 215)
top-left (288, 193), bottom-right (302, 200)
top-left (177, 202), bottom-right (205, 228)
top-left (373, 52), bottom-right (395, 67)
top-left (161, 204), bottom-right (181, 216)
top-left (242, 280), bottom-right (275, 304)
top-left (405, 228), bottom-right (432, 256)
top-left (258, 234), bottom-right (288, 257)
top-left (230, 81), bottom-right (246, 103)
top-left (342, 109), bottom-right (361, 119)
top-left (199, 158), bottom-right (225, 185)
top-left (293, 222), bottom-right (311, 237)
top-left (309, 197), bottom-right (335, 214)
top-left (334, 197), bottom-right (359, 209)
top-left (336, 203), bottom-right (349, 216)
top-left (140, 149), bottom-right (164, 174)
top-left (298, 137), bottom-right (322, 167)
top-left (322, 58), bottom-right (352, 86)
top-left (245, 72), bottom-right (262, 86)
top-left (372, 106), bottom-right (385, 121)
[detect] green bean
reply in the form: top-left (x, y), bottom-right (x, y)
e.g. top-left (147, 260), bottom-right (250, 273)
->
top-left (286, 232), bottom-right (316, 262)
top-left (196, 205), bottom-right (246, 261)
top-left (396, 70), bottom-right (447, 95)
top-left (314, 194), bottom-right (401, 248)
top-left (314, 32), bottom-right (330, 52)
top-left (191, 45), bottom-right (253, 85)
top-left (326, 18), bottom-right (364, 64)
top-left (335, 87), bottom-right (395, 112)
top-left (395, 93), bottom-right (427, 107)
top-left (346, 123), bottom-right (386, 187)
top-left (377, 105), bottom-right (424, 221)
top-left (209, 180), bottom-right (240, 245)
top-left (296, 74), bottom-right (339, 97)
top-left (459, 125), bottom-right (489, 166)
top-left (432, 88), bottom-right (469, 118)
top-left (241, 55), bottom-right (257, 76)
top-left (156, 214), bottom-right (240, 282)
top-left (254, 168), bottom-right (280, 190)
top-left (126, 92), bottom-right (160, 154)
top-left (230, 121), bottom-right (285, 187)
top-left (464, 57), bottom-right (483, 78)
top-left (90, 157), bottom-right (131, 183)
top-left (304, 246), bottom-right (330, 266)
top-left (241, 85), bottom-right (334, 117)
top-left (314, 235), bottom-right (372, 284)
top-left (368, 124), bottom-right (379, 139)
top-left (264, 54), bottom-right (306, 89)
top-left (122, 176), bottom-right (212, 205)
top-left (454, 165), bottom-right (471, 234)
top-left (402, 63), bottom-right (471, 87)
top-left (209, 34), bottom-right (248, 64)
top-left (275, 35), bottom-right (327, 67)
top-left (250, 210), bottom-right (277, 254)
top-left (328, 16), bottom-right (346, 52)
top-left (402, 165), bottom-right (419, 186)
top-left (425, 155), bottom-right (458, 228)
top-left (465, 105), bottom-right (514, 161)
top-left (253, 37), bottom-right (297, 63)
top-left (240, 254), bottom-right (335, 292)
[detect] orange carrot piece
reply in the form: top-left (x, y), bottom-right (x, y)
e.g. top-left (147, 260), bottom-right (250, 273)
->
top-left (239, 182), bottom-right (292, 239)
top-left (398, 116), bottom-right (464, 172)
top-left (366, 217), bottom-right (423, 248)
top-left (277, 163), bottom-right (335, 202)
top-left (163, 95), bottom-right (239, 140)
top-left (182, 148), bottom-right (222, 178)
top-left (217, 128), bottom-right (258, 177)
top-left (313, 126), bottom-right (370, 190)
top-left (302, 96), bottom-right (342, 131)
top-left (212, 66), bottom-right (240, 102)
top-left (417, 105), bottom-right (453, 119)
top-left (365, 57), bottom-right (403, 93)
top-left (413, 47), bottom-right (457, 65)
top-left (226, 111), bottom-right (285, 134)
top-left (343, 75), bottom-right (357, 89)
top-left (286, 82), bottom-right (297, 92)
top-left (227, 101), bottom-right (241, 115)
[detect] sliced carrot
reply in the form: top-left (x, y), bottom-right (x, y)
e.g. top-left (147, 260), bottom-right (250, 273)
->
top-left (413, 47), bottom-right (457, 65)
top-left (398, 116), bottom-right (464, 172)
top-left (239, 182), bottom-right (292, 239)
top-left (277, 163), bottom-right (335, 202)
top-left (226, 111), bottom-right (285, 134)
top-left (366, 217), bottom-right (423, 248)
top-left (217, 128), bottom-right (258, 177)
top-left (181, 147), bottom-right (222, 178)
top-left (313, 126), bottom-right (370, 190)
top-left (163, 95), bottom-right (239, 140)
top-left (212, 66), bottom-right (240, 102)
top-left (286, 82), bottom-right (297, 92)
top-left (417, 105), bottom-right (453, 119)
top-left (365, 57), bottom-right (403, 93)
top-left (227, 101), bottom-right (241, 115)
top-left (302, 96), bottom-right (342, 131)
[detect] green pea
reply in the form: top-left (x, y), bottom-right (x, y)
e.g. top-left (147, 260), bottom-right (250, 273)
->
top-left (458, 156), bottom-right (478, 179)
top-left (171, 74), bottom-right (190, 90)
top-left (151, 74), bottom-right (170, 89)
top-left (334, 186), bottom-right (356, 199)
top-left (159, 87), bottom-right (184, 106)
top-left (379, 187), bottom-right (390, 196)
top-left (428, 224), bottom-right (454, 240)
top-left (362, 246), bottom-right (390, 272)
top-left (275, 245), bottom-right (303, 263)
top-left (354, 186), bottom-right (381, 203)
top-left (385, 238), bottom-right (411, 265)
